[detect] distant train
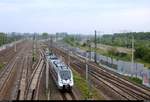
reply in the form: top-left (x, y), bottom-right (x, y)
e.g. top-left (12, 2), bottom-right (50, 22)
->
top-left (45, 49), bottom-right (74, 90)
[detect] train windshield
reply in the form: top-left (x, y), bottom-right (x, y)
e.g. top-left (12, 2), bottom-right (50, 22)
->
top-left (50, 55), bottom-right (57, 60)
top-left (60, 70), bottom-right (71, 80)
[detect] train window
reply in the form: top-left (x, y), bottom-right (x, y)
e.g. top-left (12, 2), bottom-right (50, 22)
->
top-left (50, 55), bottom-right (57, 60)
top-left (53, 61), bottom-right (58, 67)
top-left (60, 70), bottom-right (71, 80)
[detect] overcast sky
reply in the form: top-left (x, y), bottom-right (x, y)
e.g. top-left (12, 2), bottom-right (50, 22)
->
top-left (0, 0), bottom-right (150, 34)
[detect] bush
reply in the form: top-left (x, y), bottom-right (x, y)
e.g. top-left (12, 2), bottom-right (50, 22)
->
top-left (82, 43), bottom-right (87, 47)
top-left (128, 76), bottom-right (142, 84)
top-left (115, 52), bottom-right (127, 57)
top-left (108, 47), bottom-right (117, 56)
top-left (135, 45), bottom-right (150, 63)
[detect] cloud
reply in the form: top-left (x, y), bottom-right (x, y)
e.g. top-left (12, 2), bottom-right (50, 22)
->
top-left (0, 3), bottom-right (19, 12)
top-left (0, 0), bottom-right (150, 33)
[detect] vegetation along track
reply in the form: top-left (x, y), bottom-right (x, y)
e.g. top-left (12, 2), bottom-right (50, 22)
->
top-left (73, 62), bottom-right (150, 100)
top-left (52, 45), bottom-right (150, 100)
top-left (89, 64), bottom-right (150, 100)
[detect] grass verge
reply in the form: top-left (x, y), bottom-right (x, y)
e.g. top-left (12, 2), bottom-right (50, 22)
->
top-left (0, 63), bottom-right (4, 70)
top-left (65, 41), bottom-right (150, 68)
top-left (32, 51), bottom-right (36, 62)
top-left (127, 76), bottom-right (142, 85)
top-left (72, 68), bottom-right (104, 100)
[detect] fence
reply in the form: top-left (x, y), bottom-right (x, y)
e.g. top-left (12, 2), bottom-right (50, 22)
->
top-left (58, 44), bottom-right (150, 87)
top-left (90, 51), bottom-right (150, 87)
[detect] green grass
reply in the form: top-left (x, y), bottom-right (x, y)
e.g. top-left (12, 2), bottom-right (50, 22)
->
top-left (32, 51), bottom-right (36, 62)
top-left (127, 76), bottom-right (142, 85)
top-left (72, 69), bottom-right (91, 99)
top-left (136, 59), bottom-right (150, 69)
top-left (72, 69), bottom-right (104, 100)
top-left (65, 40), bottom-right (150, 68)
top-left (0, 63), bottom-right (4, 69)
top-left (79, 45), bottom-right (131, 61)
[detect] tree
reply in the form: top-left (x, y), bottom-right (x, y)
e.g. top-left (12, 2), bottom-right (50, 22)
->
top-left (108, 47), bottom-right (117, 57)
top-left (135, 45), bottom-right (150, 63)
top-left (42, 32), bottom-right (48, 39)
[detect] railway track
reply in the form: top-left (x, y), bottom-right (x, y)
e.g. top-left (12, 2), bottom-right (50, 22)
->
top-left (0, 40), bottom-right (25, 65)
top-left (51, 45), bottom-right (150, 100)
top-left (0, 56), bottom-right (18, 98)
top-left (60, 91), bottom-right (76, 100)
top-left (25, 49), bottom-right (45, 100)
top-left (0, 40), bottom-right (37, 100)
top-left (89, 65), bottom-right (150, 99)
top-left (74, 59), bottom-right (150, 100)
top-left (17, 56), bottom-right (28, 100)
top-left (73, 61), bottom-right (149, 100)
top-left (0, 42), bottom-right (29, 99)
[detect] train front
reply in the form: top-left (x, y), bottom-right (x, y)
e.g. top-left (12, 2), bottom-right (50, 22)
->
top-left (58, 69), bottom-right (74, 91)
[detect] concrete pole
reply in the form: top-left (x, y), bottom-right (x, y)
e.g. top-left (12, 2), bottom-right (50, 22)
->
top-left (131, 34), bottom-right (134, 76)
top-left (94, 30), bottom-right (97, 63)
top-left (46, 61), bottom-right (49, 89)
top-left (86, 52), bottom-right (88, 82)
top-left (35, 34), bottom-right (37, 54)
top-left (49, 35), bottom-right (50, 52)
top-left (46, 61), bottom-right (50, 100)
top-left (68, 49), bottom-right (70, 67)
top-left (86, 51), bottom-right (92, 99)
top-left (14, 38), bottom-right (16, 52)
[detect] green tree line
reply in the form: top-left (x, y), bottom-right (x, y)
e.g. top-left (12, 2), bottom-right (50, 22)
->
top-left (97, 32), bottom-right (150, 64)
top-left (63, 32), bottom-right (150, 65)
top-left (0, 32), bottom-right (23, 46)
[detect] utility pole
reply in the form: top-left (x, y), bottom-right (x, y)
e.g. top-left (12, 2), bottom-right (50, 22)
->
top-left (86, 51), bottom-right (88, 82)
top-left (131, 33), bottom-right (134, 77)
top-left (68, 49), bottom-right (70, 67)
top-left (86, 50), bottom-right (92, 99)
top-left (32, 34), bottom-right (35, 62)
top-left (49, 35), bottom-right (51, 52)
top-left (86, 36), bottom-right (92, 99)
top-left (14, 38), bottom-right (16, 52)
top-left (94, 30), bottom-right (97, 63)
top-left (35, 34), bottom-right (37, 54)
top-left (87, 39), bottom-right (91, 60)
top-left (5, 34), bottom-right (7, 44)
top-left (50, 35), bottom-right (53, 53)
top-left (46, 60), bottom-right (50, 100)
top-left (56, 33), bottom-right (58, 42)
top-left (2, 33), bottom-right (5, 45)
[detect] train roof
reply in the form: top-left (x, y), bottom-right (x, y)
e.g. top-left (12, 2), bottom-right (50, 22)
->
top-left (48, 52), bottom-right (71, 71)
top-left (53, 60), bottom-right (69, 71)
top-left (49, 53), bottom-right (58, 60)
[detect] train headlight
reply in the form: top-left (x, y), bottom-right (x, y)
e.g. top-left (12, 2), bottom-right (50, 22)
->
top-left (59, 81), bottom-right (63, 86)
